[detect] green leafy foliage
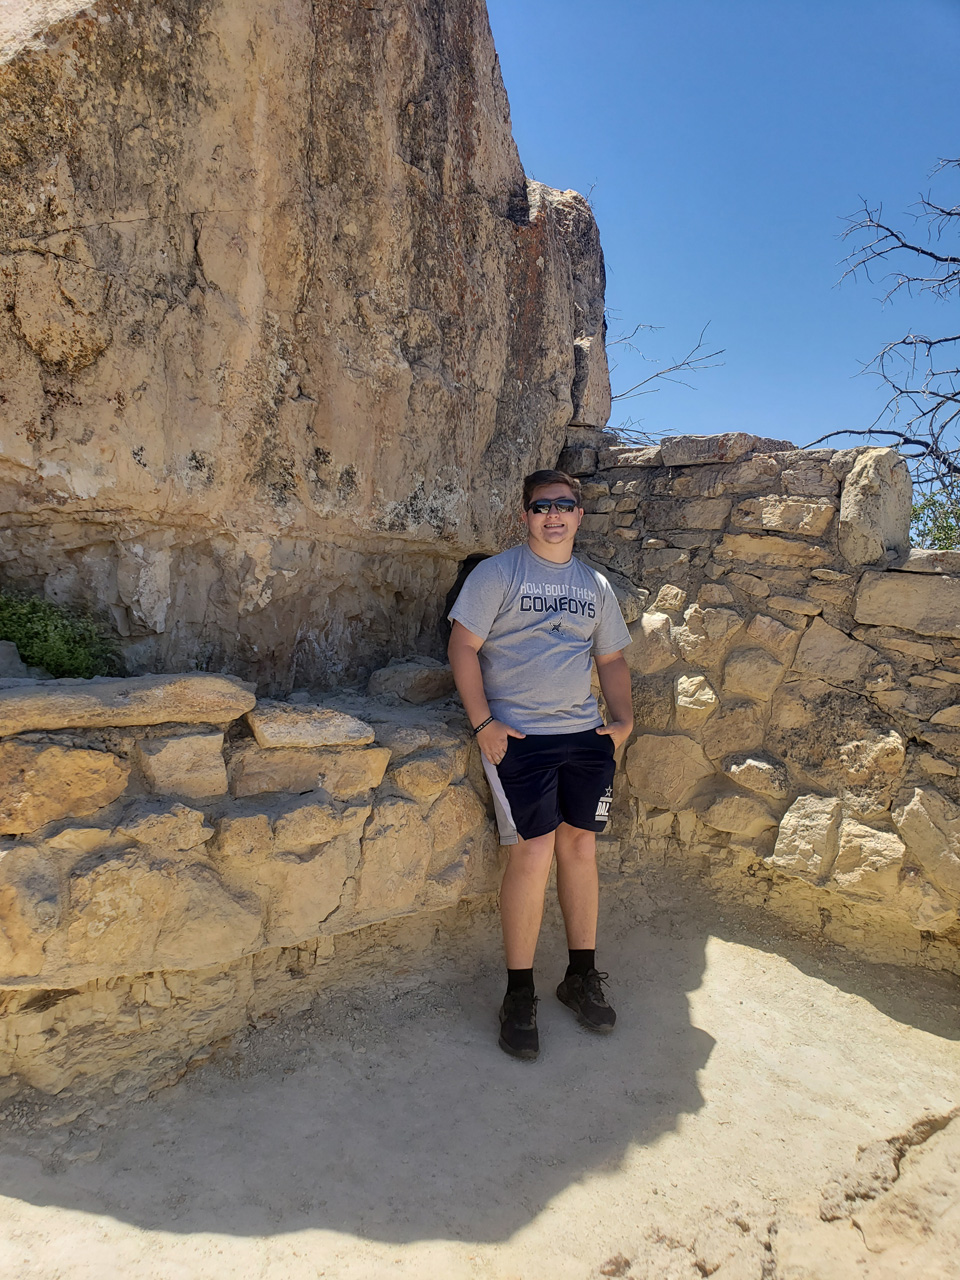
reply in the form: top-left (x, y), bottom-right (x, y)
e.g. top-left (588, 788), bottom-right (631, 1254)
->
top-left (0, 592), bottom-right (122, 679)
top-left (911, 493), bottom-right (960, 551)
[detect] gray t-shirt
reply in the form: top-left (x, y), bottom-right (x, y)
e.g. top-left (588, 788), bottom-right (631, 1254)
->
top-left (448, 543), bottom-right (632, 734)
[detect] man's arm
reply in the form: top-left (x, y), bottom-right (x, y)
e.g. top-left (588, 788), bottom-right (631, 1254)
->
top-left (448, 620), bottom-right (525, 765)
top-left (594, 650), bottom-right (634, 750)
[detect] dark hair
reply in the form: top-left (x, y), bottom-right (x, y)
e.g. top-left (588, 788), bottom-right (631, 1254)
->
top-left (522, 469), bottom-right (582, 508)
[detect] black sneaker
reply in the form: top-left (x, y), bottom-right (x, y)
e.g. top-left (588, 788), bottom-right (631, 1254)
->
top-left (556, 969), bottom-right (616, 1031)
top-left (498, 989), bottom-right (539, 1060)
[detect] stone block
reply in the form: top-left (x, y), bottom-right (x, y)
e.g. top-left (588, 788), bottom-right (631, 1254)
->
top-left (792, 617), bottom-right (875, 684)
top-left (597, 445), bottom-right (662, 469)
top-left (697, 791), bottom-right (777, 837)
top-left (373, 723), bottom-right (433, 759)
top-left (699, 700), bottom-right (766, 762)
top-left (673, 604), bottom-right (744, 666)
top-left (387, 749), bottom-right (458, 804)
top-left (354, 797), bottom-right (432, 920)
top-left (770, 794), bottom-right (842, 882)
top-left (623, 612), bottom-right (677, 675)
top-left (660, 432), bottom-right (786, 467)
top-left (890, 548), bottom-right (960, 574)
top-left (642, 547), bottom-right (690, 573)
top-left (135, 733), bottom-right (227, 799)
top-left (766, 595), bottom-right (823, 616)
top-left (0, 843), bottom-right (61, 978)
top-left (272, 798), bottom-right (370, 855)
top-left (116, 800), bottom-right (214, 851)
top-left (317, 747), bottom-right (391, 798)
top-left (246, 702), bottom-right (375, 749)
top-left (367, 658), bottom-right (456, 704)
top-left (698, 584), bottom-right (734, 606)
top-left (556, 445), bottom-right (598, 476)
top-left (641, 497), bottom-right (732, 531)
top-left (714, 532), bottom-right (833, 569)
top-left (0, 742), bottom-right (129, 836)
top-left (579, 513), bottom-right (611, 533)
top-left (892, 787), bottom-right (960, 902)
top-left (721, 754), bottom-right (789, 798)
top-left (727, 572), bottom-right (770, 598)
top-left (838, 448), bottom-right (912, 566)
top-left (930, 705), bottom-right (960, 727)
top-left (675, 674), bottom-right (719, 729)
top-left (652, 584), bottom-right (687, 614)
top-left (780, 463), bottom-right (839, 497)
top-left (425, 782), bottom-right (488, 855)
top-left (831, 818), bottom-right (906, 903)
top-left (745, 613), bottom-right (802, 664)
top-left (918, 752), bottom-right (958, 778)
top-left (625, 733), bottom-right (715, 809)
top-left (0, 673), bottom-right (255, 738)
top-left (732, 496), bottom-right (835, 537)
top-left (228, 743), bottom-right (322, 796)
top-left (855, 569), bottom-right (960, 640)
top-left (266, 833), bottom-right (362, 946)
top-left (723, 646), bottom-right (785, 702)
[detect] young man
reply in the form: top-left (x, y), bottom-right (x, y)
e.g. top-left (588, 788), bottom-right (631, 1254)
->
top-left (447, 468), bottom-right (634, 1060)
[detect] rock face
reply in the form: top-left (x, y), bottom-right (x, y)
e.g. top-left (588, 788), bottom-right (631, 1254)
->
top-left (0, 0), bottom-right (609, 691)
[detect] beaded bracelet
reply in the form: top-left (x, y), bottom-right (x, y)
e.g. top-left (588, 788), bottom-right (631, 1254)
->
top-left (472, 715), bottom-right (494, 736)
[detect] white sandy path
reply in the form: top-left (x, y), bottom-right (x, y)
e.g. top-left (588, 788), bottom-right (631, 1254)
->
top-left (1, 887), bottom-right (958, 1280)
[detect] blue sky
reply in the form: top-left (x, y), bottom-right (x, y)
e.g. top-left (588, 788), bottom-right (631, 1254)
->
top-left (485, 0), bottom-right (960, 447)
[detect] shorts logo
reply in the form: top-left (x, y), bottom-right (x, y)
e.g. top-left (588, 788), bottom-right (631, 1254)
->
top-left (595, 785), bottom-right (613, 821)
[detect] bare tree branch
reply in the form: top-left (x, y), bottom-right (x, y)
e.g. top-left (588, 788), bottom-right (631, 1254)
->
top-left (610, 323), bottom-right (725, 403)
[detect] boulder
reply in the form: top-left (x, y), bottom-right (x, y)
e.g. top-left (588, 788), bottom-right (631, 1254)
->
top-left (316, 747), bottom-right (391, 799)
top-left (0, 742), bottom-right (129, 836)
top-left (367, 658), bottom-right (456, 704)
top-left (625, 733), bottom-right (715, 810)
top-left (272, 798), bottom-right (371, 855)
top-left (770, 795), bottom-right (842, 882)
top-left (135, 733), bottom-right (228, 799)
top-left (265, 833), bottom-right (363, 946)
top-left (0, 843), bottom-right (61, 979)
top-left (116, 800), bottom-right (214, 851)
top-left (838, 448), bottom-right (912, 566)
top-left (425, 782), bottom-right (489, 855)
top-left (0, 674), bottom-right (255, 737)
top-left (246, 702), bottom-right (375, 749)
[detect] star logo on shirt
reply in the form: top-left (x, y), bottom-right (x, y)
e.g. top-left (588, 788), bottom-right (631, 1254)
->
top-left (550, 620), bottom-right (563, 635)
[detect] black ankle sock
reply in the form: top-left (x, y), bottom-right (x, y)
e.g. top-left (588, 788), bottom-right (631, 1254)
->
top-left (566, 949), bottom-right (595, 978)
top-left (506, 967), bottom-right (535, 995)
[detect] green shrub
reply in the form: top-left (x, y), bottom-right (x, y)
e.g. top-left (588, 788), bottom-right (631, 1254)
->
top-left (0, 592), bottom-right (122, 679)
top-left (911, 493), bottom-right (960, 551)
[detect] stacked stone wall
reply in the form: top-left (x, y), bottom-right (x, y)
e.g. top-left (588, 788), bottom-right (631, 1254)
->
top-left (0, 660), bottom-right (501, 1098)
top-left (562, 430), bottom-right (960, 974)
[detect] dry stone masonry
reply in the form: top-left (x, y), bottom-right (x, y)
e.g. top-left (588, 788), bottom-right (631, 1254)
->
top-left (0, 659), bottom-right (500, 1096)
top-left (562, 429), bottom-right (960, 972)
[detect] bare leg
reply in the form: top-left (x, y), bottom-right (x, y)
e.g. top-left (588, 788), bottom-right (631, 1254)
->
top-left (554, 822), bottom-right (599, 950)
top-left (499, 831), bottom-right (556, 968)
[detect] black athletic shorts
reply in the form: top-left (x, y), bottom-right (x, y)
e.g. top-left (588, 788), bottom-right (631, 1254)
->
top-left (490, 728), bottom-right (616, 843)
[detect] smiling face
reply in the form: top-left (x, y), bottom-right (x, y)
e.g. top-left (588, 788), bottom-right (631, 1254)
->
top-left (520, 481), bottom-right (583, 562)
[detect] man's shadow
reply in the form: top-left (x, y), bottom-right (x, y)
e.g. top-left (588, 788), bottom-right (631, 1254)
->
top-left (0, 893), bottom-right (715, 1245)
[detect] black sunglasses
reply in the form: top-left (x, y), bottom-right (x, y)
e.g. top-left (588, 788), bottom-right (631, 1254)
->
top-left (526, 498), bottom-right (578, 515)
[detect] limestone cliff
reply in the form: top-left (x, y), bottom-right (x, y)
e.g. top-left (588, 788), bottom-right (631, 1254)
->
top-left (0, 0), bottom-right (608, 688)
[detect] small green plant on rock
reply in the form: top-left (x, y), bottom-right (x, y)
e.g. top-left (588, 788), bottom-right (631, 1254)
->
top-left (0, 591), bottom-right (122, 679)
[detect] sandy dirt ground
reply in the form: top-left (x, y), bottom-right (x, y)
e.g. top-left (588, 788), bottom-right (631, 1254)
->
top-left (1, 873), bottom-right (958, 1280)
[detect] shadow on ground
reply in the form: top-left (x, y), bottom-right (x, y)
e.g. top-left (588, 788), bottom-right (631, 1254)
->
top-left (0, 889), bottom-right (714, 1244)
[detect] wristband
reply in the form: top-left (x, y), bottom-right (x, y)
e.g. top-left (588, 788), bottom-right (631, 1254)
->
top-left (472, 715), bottom-right (494, 736)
